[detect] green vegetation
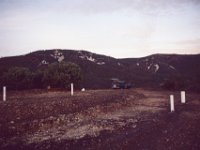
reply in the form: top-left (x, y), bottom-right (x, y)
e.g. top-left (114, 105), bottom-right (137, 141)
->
top-left (1, 67), bottom-right (33, 90)
top-left (43, 62), bottom-right (82, 88)
top-left (0, 62), bottom-right (82, 90)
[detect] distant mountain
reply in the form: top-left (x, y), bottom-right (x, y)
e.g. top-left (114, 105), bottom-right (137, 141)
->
top-left (0, 49), bottom-right (200, 90)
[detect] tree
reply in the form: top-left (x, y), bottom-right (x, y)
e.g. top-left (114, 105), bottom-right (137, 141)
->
top-left (42, 62), bottom-right (82, 88)
top-left (2, 67), bottom-right (33, 90)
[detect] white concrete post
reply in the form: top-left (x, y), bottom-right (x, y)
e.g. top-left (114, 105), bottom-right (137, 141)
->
top-left (181, 91), bottom-right (186, 104)
top-left (71, 83), bottom-right (74, 96)
top-left (170, 95), bottom-right (175, 112)
top-left (3, 86), bottom-right (6, 101)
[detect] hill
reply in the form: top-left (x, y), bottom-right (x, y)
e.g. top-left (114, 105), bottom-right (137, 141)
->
top-left (0, 49), bottom-right (200, 90)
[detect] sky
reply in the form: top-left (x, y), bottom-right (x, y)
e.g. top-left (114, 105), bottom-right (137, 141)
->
top-left (0, 0), bottom-right (200, 58)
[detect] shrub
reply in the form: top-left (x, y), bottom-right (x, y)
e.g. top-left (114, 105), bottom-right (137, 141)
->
top-left (42, 62), bottom-right (82, 88)
top-left (2, 67), bottom-right (33, 90)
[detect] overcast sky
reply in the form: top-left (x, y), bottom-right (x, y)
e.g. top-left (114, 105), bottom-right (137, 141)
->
top-left (0, 0), bottom-right (200, 58)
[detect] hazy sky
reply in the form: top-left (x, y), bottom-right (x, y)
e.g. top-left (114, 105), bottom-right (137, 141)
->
top-left (0, 0), bottom-right (200, 58)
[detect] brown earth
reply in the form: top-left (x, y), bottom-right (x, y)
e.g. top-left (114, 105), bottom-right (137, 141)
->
top-left (0, 89), bottom-right (200, 150)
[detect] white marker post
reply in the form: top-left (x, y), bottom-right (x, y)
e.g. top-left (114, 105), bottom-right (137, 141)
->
top-left (3, 86), bottom-right (6, 101)
top-left (181, 91), bottom-right (186, 104)
top-left (71, 83), bottom-right (74, 96)
top-left (170, 95), bottom-right (175, 112)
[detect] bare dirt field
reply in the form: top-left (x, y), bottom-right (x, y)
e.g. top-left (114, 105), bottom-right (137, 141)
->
top-left (0, 88), bottom-right (200, 150)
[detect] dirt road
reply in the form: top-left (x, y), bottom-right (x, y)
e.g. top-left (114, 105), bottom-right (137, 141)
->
top-left (0, 89), bottom-right (200, 150)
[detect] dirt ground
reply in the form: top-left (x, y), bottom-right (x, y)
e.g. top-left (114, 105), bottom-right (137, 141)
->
top-left (0, 88), bottom-right (200, 150)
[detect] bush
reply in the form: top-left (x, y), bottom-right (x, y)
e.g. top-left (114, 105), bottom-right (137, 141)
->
top-left (0, 62), bottom-right (82, 90)
top-left (2, 67), bottom-right (33, 90)
top-left (42, 62), bottom-right (82, 88)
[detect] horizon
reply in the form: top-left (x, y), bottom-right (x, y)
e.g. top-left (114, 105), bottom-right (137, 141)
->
top-left (0, 0), bottom-right (200, 58)
top-left (1, 48), bottom-right (200, 59)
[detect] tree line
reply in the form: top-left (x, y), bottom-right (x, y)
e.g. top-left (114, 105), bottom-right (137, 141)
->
top-left (0, 62), bottom-right (82, 90)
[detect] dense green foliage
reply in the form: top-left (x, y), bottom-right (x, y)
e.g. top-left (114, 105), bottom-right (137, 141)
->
top-left (1, 67), bottom-right (33, 90)
top-left (0, 62), bottom-right (82, 90)
top-left (43, 62), bottom-right (82, 88)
